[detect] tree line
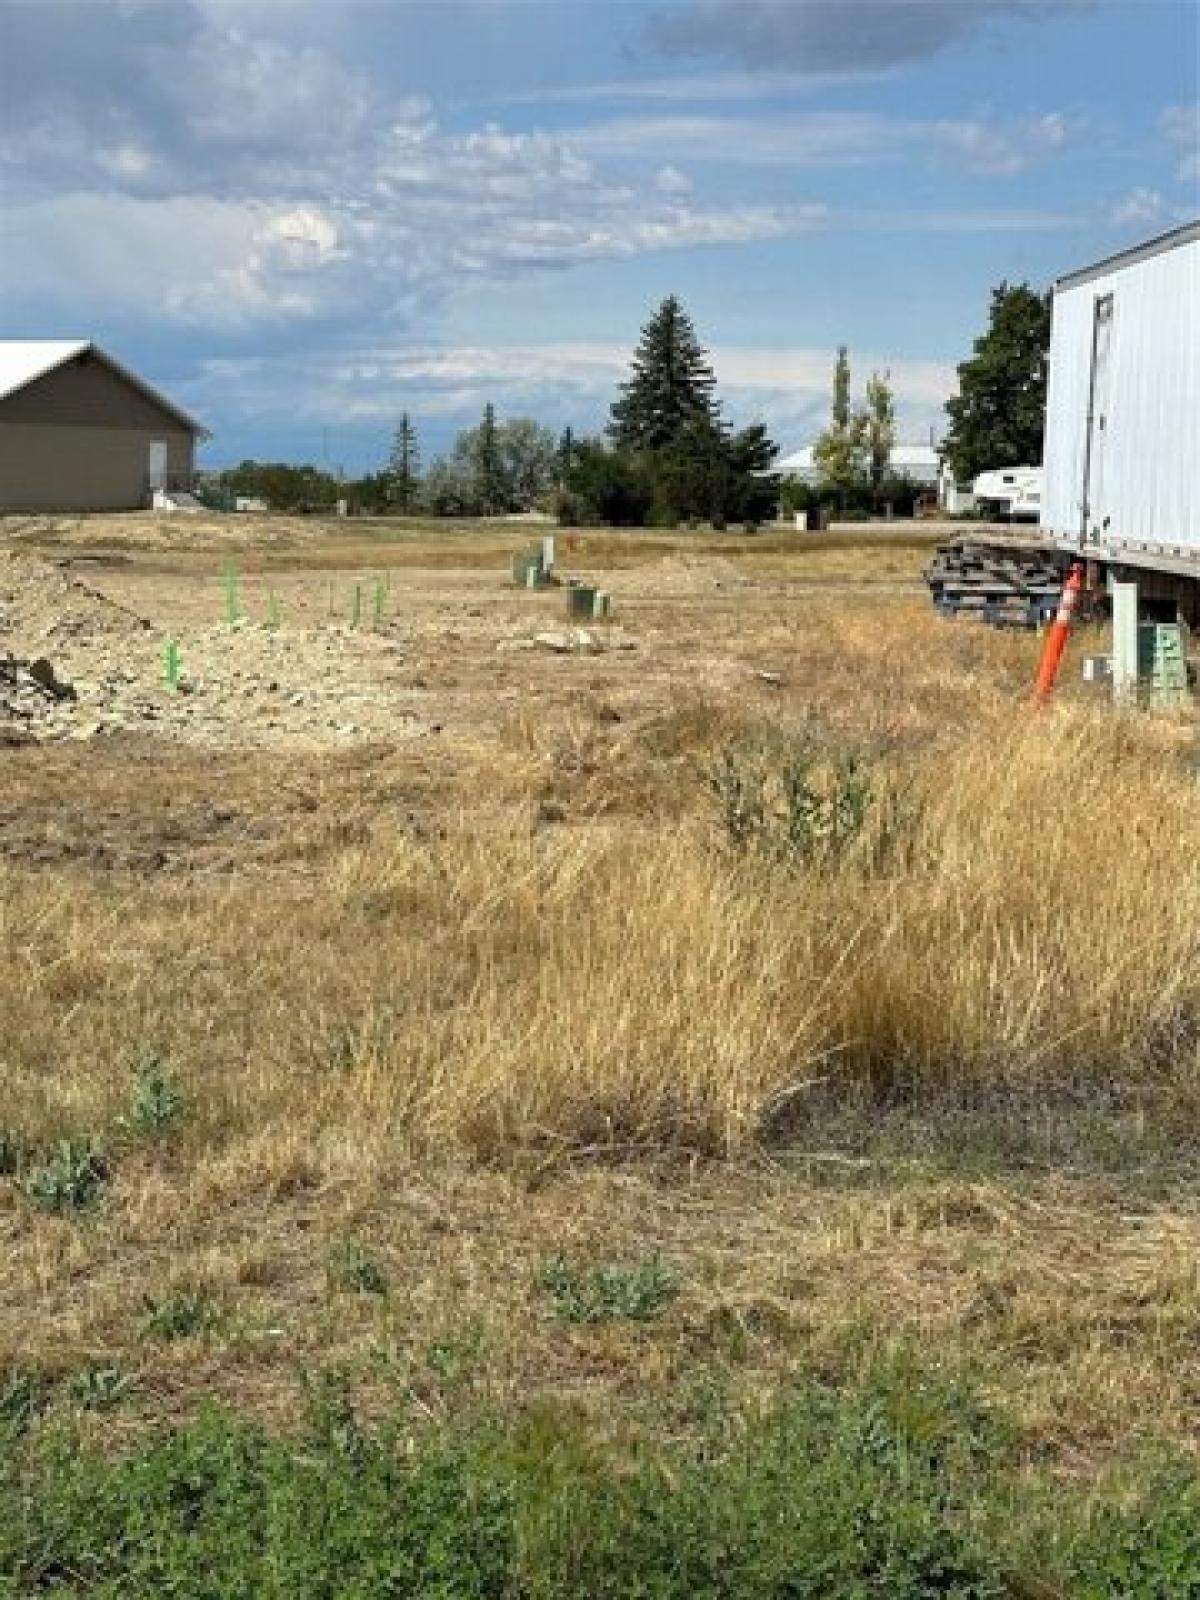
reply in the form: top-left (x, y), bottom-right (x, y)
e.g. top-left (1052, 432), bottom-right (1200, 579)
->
top-left (211, 284), bottom-right (1051, 522)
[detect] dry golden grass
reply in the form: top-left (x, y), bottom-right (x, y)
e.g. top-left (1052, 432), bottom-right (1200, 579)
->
top-left (1, 522), bottom-right (1198, 1476)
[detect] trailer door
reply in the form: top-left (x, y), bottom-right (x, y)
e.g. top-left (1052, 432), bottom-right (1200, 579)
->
top-left (1082, 292), bottom-right (1114, 542)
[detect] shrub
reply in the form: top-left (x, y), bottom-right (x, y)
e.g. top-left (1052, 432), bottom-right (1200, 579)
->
top-left (123, 1050), bottom-right (186, 1139)
top-left (22, 1141), bottom-right (108, 1214)
top-left (536, 1254), bottom-right (679, 1324)
top-left (709, 739), bottom-right (879, 865)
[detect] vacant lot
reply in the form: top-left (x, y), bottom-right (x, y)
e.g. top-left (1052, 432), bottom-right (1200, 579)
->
top-left (2, 513), bottom-right (1198, 1593)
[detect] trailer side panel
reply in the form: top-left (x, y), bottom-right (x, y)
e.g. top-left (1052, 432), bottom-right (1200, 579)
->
top-left (1041, 226), bottom-right (1199, 567)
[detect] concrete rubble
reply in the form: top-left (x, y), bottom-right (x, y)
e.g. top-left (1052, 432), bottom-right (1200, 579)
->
top-left (0, 552), bottom-right (432, 750)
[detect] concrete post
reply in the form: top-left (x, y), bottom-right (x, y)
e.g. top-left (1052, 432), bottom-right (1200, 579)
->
top-left (1111, 579), bottom-right (1139, 704)
top-left (541, 535), bottom-right (555, 575)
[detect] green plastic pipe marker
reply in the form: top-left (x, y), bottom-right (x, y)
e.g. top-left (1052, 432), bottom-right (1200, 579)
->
top-left (164, 638), bottom-right (182, 693)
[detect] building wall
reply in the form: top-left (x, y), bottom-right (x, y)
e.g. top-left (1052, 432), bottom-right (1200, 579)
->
top-left (0, 353), bottom-right (197, 511)
top-left (1042, 230), bottom-right (1199, 562)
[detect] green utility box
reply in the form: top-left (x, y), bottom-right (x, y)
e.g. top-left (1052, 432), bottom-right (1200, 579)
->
top-left (1138, 622), bottom-right (1190, 706)
top-left (512, 550), bottom-right (546, 588)
top-left (568, 585), bottom-right (611, 621)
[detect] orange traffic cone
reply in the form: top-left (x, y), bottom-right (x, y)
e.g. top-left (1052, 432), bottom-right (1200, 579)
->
top-left (1032, 562), bottom-right (1085, 704)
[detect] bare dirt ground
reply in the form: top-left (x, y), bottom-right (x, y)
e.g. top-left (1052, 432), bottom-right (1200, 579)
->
top-left (0, 512), bottom-right (944, 751)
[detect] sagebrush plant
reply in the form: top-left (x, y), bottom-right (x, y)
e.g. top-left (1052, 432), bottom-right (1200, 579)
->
top-left (123, 1049), bottom-right (186, 1139)
top-left (709, 737), bottom-right (899, 867)
top-left (66, 1366), bottom-right (135, 1412)
top-left (22, 1140), bottom-right (108, 1214)
top-left (537, 1254), bottom-right (679, 1324)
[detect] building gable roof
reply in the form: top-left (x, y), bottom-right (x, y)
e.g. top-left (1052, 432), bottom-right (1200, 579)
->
top-left (776, 441), bottom-right (941, 475)
top-left (0, 340), bottom-right (208, 437)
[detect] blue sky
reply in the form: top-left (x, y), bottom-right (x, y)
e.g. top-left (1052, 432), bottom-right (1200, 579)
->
top-left (2, 0), bottom-right (1196, 472)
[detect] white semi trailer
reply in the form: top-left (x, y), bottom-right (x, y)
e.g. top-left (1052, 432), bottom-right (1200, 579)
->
top-left (928, 220), bottom-right (1200, 626)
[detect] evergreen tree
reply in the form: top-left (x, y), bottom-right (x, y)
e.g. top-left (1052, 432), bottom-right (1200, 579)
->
top-left (475, 402), bottom-right (504, 514)
top-left (609, 295), bottom-right (721, 451)
top-left (862, 371), bottom-right (895, 489)
top-left (388, 412), bottom-right (421, 512)
top-left (944, 282), bottom-right (1051, 482)
top-left (726, 423), bottom-right (780, 524)
top-left (557, 425), bottom-right (575, 485)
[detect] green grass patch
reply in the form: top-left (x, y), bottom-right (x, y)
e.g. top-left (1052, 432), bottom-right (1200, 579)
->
top-left (0, 1363), bottom-right (1195, 1597)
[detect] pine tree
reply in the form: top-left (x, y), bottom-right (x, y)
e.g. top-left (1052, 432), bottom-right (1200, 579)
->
top-left (609, 295), bottom-right (721, 452)
top-left (944, 283), bottom-right (1051, 482)
top-left (557, 425), bottom-right (575, 485)
top-left (388, 412), bottom-right (420, 511)
top-left (476, 402), bottom-right (503, 515)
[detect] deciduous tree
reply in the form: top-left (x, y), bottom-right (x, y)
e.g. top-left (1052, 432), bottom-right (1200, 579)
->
top-left (944, 282), bottom-right (1051, 483)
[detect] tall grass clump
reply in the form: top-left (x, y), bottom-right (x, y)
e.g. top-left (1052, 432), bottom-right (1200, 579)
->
top-left (2, 709), bottom-right (1199, 1169)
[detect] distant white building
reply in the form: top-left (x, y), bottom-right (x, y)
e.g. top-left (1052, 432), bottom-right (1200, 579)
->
top-left (775, 440), bottom-right (941, 487)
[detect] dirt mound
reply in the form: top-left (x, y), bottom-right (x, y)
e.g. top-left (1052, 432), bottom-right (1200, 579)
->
top-left (0, 553), bottom-right (436, 751)
top-left (0, 551), bottom-right (150, 652)
top-left (623, 553), bottom-right (750, 597)
top-left (0, 511), bottom-right (329, 553)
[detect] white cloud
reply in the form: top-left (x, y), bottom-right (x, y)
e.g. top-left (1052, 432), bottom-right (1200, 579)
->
top-left (654, 163), bottom-right (693, 194)
top-left (0, 194), bottom-right (357, 327)
top-left (261, 208), bottom-right (343, 264)
top-left (155, 28), bottom-right (372, 153)
top-left (489, 67), bottom-right (896, 107)
top-left (187, 340), bottom-right (955, 447)
top-left (565, 108), bottom-right (1082, 175)
top-left (94, 144), bottom-right (158, 180)
top-left (1109, 187), bottom-right (1165, 227)
top-left (1161, 102), bottom-right (1199, 185)
top-left (0, 0), bottom-right (1085, 348)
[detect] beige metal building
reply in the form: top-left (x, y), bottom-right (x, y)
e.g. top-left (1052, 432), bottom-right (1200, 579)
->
top-left (0, 341), bottom-right (207, 512)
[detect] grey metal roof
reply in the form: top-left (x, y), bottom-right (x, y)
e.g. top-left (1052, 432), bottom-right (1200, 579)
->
top-left (1055, 219), bottom-right (1200, 293)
